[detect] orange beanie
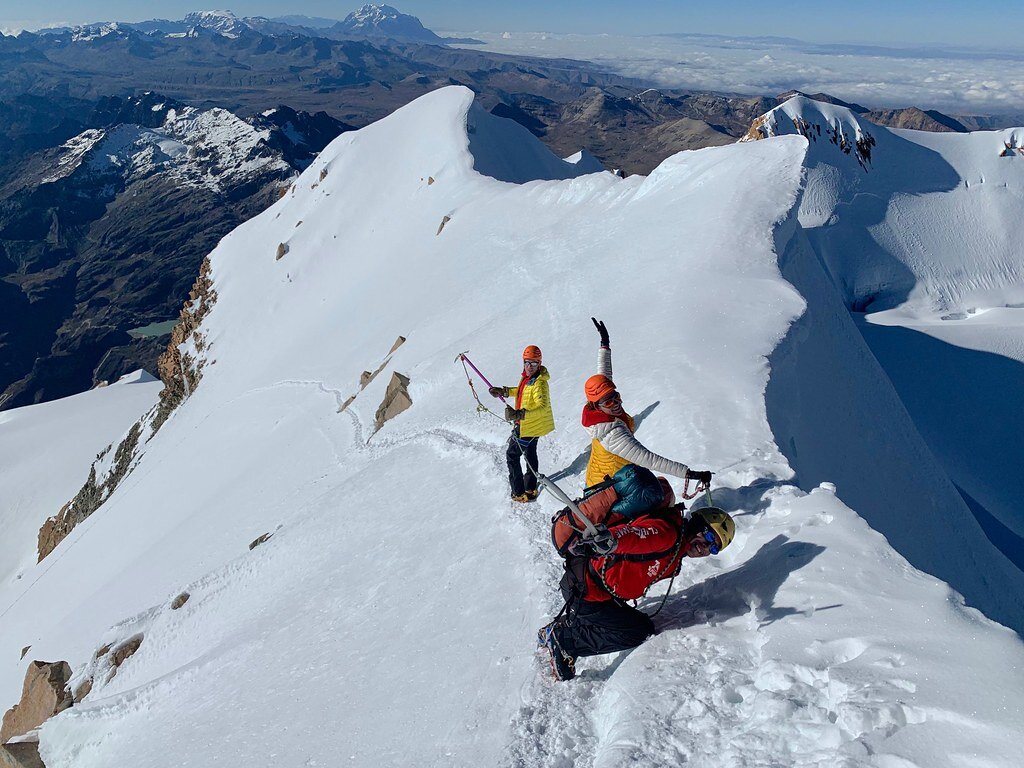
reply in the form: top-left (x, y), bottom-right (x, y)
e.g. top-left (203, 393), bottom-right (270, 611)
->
top-left (584, 374), bottom-right (616, 403)
top-left (523, 345), bottom-right (542, 362)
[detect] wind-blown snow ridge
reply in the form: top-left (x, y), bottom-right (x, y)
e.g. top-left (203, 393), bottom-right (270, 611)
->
top-left (2, 86), bottom-right (1023, 768)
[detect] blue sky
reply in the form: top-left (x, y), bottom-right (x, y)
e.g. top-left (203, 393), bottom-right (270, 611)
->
top-left (4, 1), bottom-right (1022, 49)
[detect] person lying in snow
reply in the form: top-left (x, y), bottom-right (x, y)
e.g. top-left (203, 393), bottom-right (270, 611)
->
top-left (582, 317), bottom-right (712, 490)
top-left (488, 345), bottom-right (554, 503)
top-left (540, 502), bottom-right (735, 681)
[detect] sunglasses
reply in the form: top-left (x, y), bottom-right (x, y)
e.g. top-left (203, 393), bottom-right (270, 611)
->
top-left (598, 392), bottom-right (621, 407)
top-left (523, 359), bottom-right (541, 367)
top-left (700, 527), bottom-right (720, 555)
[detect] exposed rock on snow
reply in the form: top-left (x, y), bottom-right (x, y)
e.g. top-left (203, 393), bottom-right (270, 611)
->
top-left (109, 638), bottom-right (142, 672)
top-left (155, 256), bottom-right (217, 431)
top-left (0, 735), bottom-right (44, 768)
top-left (275, 242), bottom-right (289, 261)
top-left (248, 533), bottom-right (273, 550)
top-left (170, 593), bottom-right (189, 610)
top-left (0, 662), bottom-right (72, 743)
top-left (436, 214), bottom-right (451, 235)
top-left (373, 372), bottom-right (412, 433)
top-left (37, 421), bottom-right (143, 561)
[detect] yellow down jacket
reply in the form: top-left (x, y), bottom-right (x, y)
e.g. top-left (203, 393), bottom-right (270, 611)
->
top-left (509, 368), bottom-right (554, 438)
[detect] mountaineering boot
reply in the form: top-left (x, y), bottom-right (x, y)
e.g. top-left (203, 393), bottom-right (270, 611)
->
top-left (525, 489), bottom-right (540, 501)
top-left (511, 493), bottom-right (530, 503)
top-left (538, 623), bottom-right (576, 681)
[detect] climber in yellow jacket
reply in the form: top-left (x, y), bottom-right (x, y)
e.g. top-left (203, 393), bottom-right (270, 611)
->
top-left (582, 318), bottom-right (712, 490)
top-left (489, 345), bottom-right (555, 502)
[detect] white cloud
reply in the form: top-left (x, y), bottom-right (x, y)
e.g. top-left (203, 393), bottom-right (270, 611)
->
top-left (450, 31), bottom-right (1024, 115)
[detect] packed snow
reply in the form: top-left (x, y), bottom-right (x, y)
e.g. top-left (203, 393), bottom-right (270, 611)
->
top-left (1, 87), bottom-right (1022, 768)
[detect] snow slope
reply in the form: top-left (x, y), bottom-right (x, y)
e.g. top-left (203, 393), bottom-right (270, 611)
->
top-left (748, 95), bottom-right (1024, 581)
top-left (0, 371), bottom-right (160, 587)
top-left (1, 88), bottom-right (1022, 768)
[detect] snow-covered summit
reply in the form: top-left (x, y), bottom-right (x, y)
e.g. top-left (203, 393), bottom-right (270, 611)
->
top-left (335, 3), bottom-right (444, 43)
top-left (743, 95), bottom-right (877, 169)
top-left (70, 22), bottom-right (130, 42)
top-left (182, 10), bottom-right (266, 38)
top-left (2, 86), bottom-right (1023, 768)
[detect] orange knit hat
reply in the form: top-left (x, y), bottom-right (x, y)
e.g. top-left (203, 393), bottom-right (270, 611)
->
top-left (523, 345), bottom-right (542, 362)
top-left (584, 374), bottom-right (616, 403)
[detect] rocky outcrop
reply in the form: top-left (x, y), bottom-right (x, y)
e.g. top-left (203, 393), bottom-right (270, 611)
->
top-left (249, 533), bottom-right (273, 550)
top-left (171, 592), bottom-right (190, 610)
top-left (373, 372), bottom-right (412, 433)
top-left (71, 636), bottom-right (143, 704)
top-left (153, 256), bottom-right (216, 432)
top-left (0, 735), bottom-right (45, 768)
top-left (1, 661), bottom-right (72, 743)
top-left (37, 421), bottom-right (142, 560)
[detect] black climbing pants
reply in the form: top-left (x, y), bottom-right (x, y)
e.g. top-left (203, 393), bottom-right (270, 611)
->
top-left (506, 434), bottom-right (539, 497)
top-left (552, 569), bottom-right (655, 658)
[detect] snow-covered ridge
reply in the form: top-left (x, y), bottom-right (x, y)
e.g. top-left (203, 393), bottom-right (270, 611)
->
top-left (2, 87), bottom-right (1024, 768)
top-left (41, 106), bottom-right (293, 192)
top-left (70, 22), bottom-right (126, 42)
top-left (181, 10), bottom-right (267, 38)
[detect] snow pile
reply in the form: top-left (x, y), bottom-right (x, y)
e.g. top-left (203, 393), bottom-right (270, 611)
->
top-left (1, 87), bottom-right (1022, 768)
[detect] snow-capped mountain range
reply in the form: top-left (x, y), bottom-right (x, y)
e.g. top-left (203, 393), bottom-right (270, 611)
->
top-left (44, 6), bottom-right (466, 45)
top-left (1, 87), bottom-right (1022, 767)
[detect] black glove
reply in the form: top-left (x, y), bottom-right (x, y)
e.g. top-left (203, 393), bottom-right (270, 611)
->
top-left (488, 386), bottom-right (507, 398)
top-left (686, 469), bottom-right (713, 485)
top-left (505, 405), bottom-right (525, 421)
top-left (591, 317), bottom-right (610, 348)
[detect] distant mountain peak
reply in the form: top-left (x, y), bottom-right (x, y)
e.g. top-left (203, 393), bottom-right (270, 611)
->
top-left (743, 95), bottom-right (877, 169)
top-left (335, 3), bottom-right (443, 44)
top-left (182, 10), bottom-right (263, 37)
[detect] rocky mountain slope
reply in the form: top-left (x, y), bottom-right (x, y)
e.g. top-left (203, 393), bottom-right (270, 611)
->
top-left (0, 92), bottom-right (352, 409)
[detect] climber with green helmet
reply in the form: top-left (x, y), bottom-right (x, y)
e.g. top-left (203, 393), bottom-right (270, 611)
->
top-left (539, 505), bottom-right (736, 681)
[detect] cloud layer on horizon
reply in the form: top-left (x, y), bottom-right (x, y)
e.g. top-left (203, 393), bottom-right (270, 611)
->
top-left (451, 31), bottom-right (1024, 116)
